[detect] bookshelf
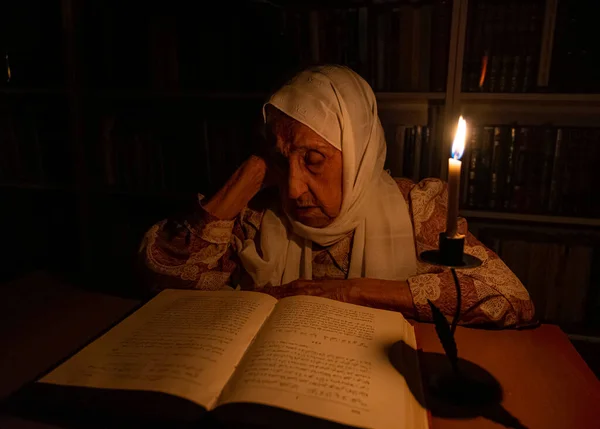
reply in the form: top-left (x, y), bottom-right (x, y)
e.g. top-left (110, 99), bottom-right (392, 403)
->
top-left (460, 93), bottom-right (600, 102)
top-left (1, 0), bottom-right (599, 331)
top-left (459, 210), bottom-right (600, 228)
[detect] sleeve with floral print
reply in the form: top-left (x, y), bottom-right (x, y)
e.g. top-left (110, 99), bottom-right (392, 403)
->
top-left (395, 178), bottom-right (536, 328)
top-left (139, 196), bottom-right (264, 294)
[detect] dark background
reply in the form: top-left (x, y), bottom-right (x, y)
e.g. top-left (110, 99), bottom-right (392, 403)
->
top-left (1, 0), bottom-right (599, 338)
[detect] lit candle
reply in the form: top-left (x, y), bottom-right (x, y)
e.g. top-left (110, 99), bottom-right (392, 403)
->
top-left (446, 116), bottom-right (467, 238)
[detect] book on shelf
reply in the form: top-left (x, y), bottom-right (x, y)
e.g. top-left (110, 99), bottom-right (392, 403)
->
top-left (503, 127), bottom-right (516, 209)
top-left (463, 126), bottom-right (479, 207)
top-left (462, 124), bottom-right (600, 218)
top-left (549, 1), bottom-right (600, 93)
top-left (20, 290), bottom-right (427, 429)
top-left (89, 109), bottom-right (259, 196)
top-left (463, 126), bottom-right (493, 209)
top-left (0, 97), bottom-right (70, 187)
top-left (429, 0), bottom-right (451, 92)
top-left (462, 0), bottom-right (544, 93)
top-left (488, 126), bottom-right (505, 209)
top-left (1, 0), bottom-right (64, 88)
top-left (81, 1), bottom-right (451, 92)
top-left (384, 123), bottom-right (437, 182)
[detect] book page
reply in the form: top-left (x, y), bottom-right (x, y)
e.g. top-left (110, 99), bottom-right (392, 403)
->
top-left (40, 290), bottom-right (276, 410)
top-left (218, 295), bottom-right (427, 429)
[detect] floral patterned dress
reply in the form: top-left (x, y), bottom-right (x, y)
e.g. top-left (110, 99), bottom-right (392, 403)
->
top-left (140, 178), bottom-right (535, 328)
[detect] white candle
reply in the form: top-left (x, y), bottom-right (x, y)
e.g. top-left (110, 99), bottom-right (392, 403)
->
top-left (446, 116), bottom-right (467, 238)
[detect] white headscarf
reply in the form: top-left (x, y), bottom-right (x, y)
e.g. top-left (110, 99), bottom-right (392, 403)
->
top-left (237, 65), bottom-right (417, 286)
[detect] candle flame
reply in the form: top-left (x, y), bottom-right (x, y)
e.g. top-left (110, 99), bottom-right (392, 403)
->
top-left (451, 116), bottom-right (467, 160)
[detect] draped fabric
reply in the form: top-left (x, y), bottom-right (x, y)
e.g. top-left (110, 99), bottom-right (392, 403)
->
top-left (236, 65), bottom-right (417, 286)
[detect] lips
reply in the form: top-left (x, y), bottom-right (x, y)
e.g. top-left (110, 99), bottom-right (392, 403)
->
top-left (295, 206), bottom-right (318, 210)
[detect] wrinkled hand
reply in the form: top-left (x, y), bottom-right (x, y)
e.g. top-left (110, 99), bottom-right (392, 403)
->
top-left (203, 155), bottom-right (268, 220)
top-left (260, 278), bottom-right (417, 318)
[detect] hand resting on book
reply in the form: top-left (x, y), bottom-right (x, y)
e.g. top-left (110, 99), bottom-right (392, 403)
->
top-left (259, 278), bottom-right (418, 320)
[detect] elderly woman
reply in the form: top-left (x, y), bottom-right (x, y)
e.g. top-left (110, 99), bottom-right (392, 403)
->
top-left (140, 65), bottom-right (535, 328)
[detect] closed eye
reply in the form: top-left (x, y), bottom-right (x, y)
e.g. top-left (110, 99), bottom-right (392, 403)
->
top-left (305, 150), bottom-right (325, 166)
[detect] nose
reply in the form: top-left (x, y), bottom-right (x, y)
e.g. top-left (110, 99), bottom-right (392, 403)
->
top-left (288, 163), bottom-right (308, 200)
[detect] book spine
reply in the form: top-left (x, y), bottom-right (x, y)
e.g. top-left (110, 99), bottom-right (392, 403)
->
top-left (459, 126), bottom-right (472, 207)
top-left (346, 8), bottom-right (359, 72)
top-left (32, 117), bottom-right (45, 184)
top-left (403, 127), bottom-right (415, 179)
top-left (503, 127), bottom-right (517, 209)
top-left (427, 106), bottom-right (438, 177)
top-left (398, 5), bottom-right (413, 92)
top-left (390, 7), bottom-right (401, 91)
top-left (320, 10), bottom-right (330, 65)
top-left (539, 126), bottom-right (556, 210)
top-left (480, 2), bottom-right (496, 91)
top-left (420, 125), bottom-right (431, 178)
top-left (368, 6), bottom-right (378, 89)
top-left (466, 126), bottom-right (480, 208)
top-left (460, 140), bottom-right (470, 207)
top-left (430, 0), bottom-right (451, 92)
top-left (309, 10), bottom-right (320, 64)
top-left (384, 8), bottom-right (393, 91)
top-left (334, 9), bottom-right (344, 66)
top-left (537, 0), bottom-right (558, 88)
top-left (410, 5), bottom-right (421, 92)
top-left (510, 2), bottom-right (526, 92)
top-left (489, 126), bottom-right (503, 209)
top-left (522, 2), bottom-right (543, 92)
top-left (488, 3), bottom-right (505, 93)
top-left (547, 128), bottom-right (563, 212)
top-left (524, 126), bottom-right (546, 212)
top-left (510, 127), bottom-right (528, 211)
top-left (375, 10), bottom-right (386, 91)
top-left (432, 105), bottom-right (445, 178)
top-left (419, 5), bottom-right (432, 92)
top-left (395, 125), bottom-right (406, 178)
top-left (101, 116), bottom-right (116, 187)
top-left (563, 129), bottom-right (581, 216)
top-left (413, 125), bottom-right (422, 182)
top-left (499, 2), bottom-right (517, 93)
top-left (478, 126), bottom-right (495, 208)
top-left (10, 113), bottom-right (23, 183)
top-left (358, 7), bottom-right (369, 83)
top-left (461, 2), bottom-right (474, 92)
top-left (468, 1), bottom-right (487, 92)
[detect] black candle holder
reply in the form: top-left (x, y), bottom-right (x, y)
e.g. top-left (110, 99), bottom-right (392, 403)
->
top-left (419, 232), bottom-right (490, 404)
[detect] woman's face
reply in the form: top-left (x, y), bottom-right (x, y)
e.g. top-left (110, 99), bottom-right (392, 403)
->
top-left (267, 108), bottom-right (342, 228)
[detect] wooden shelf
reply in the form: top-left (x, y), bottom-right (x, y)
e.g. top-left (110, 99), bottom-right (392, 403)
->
top-left (376, 92), bottom-right (445, 101)
top-left (460, 93), bottom-right (600, 103)
top-left (458, 92), bottom-right (600, 126)
top-left (376, 92), bottom-right (444, 125)
top-left (460, 210), bottom-right (600, 227)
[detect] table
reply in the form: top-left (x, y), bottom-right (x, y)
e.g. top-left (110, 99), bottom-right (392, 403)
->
top-left (1, 272), bottom-right (599, 428)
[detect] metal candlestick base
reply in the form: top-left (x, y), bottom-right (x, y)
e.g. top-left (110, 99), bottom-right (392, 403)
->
top-left (419, 232), bottom-right (482, 397)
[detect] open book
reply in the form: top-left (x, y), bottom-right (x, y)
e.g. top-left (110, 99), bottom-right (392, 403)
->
top-left (33, 290), bottom-right (427, 429)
